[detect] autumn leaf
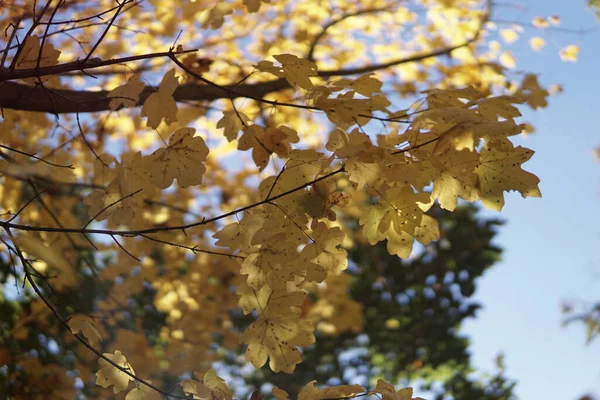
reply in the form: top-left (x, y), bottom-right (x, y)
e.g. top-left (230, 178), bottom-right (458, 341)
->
top-left (67, 315), bottom-right (102, 348)
top-left (372, 380), bottom-right (423, 400)
top-left (95, 351), bottom-right (135, 394)
top-left (202, 3), bottom-right (233, 29)
top-left (144, 127), bottom-right (209, 189)
top-left (256, 54), bottom-right (318, 90)
top-left (244, 0), bottom-right (270, 13)
top-left (298, 381), bottom-right (365, 400)
top-left (15, 35), bottom-right (60, 84)
top-left (299, 222), bottom-right (348, 281)
top-left (560, 44), bottom-right (580, 62)
top-left (108, 74), bottom-right (145, 110)
top-left (180, 369), bottom-right (232, 400)
top-left (126, 382), bottom-right (160, 400)
top-left (216, 110), bottom-right (251, 142)
top-left (238, 124), bottom-right (298, 170)
top-left (142, 69), bottom-right (179, 129)
top-left (475, 145), bottom-right (542, 211)
top-left (240, 285), bottom-right (315, 373)
top-left (272, 386), bottom-right (289, 400)
top-left (14, 235), bottom-right (77, 288)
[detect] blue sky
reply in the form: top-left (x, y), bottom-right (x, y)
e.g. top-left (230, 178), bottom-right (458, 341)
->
top-left (461, 1), bottom-right (600, 399)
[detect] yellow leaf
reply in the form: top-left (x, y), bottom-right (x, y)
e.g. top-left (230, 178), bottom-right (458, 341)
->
top-left (107, 74), bottom-right (145, 110)
top-left (475, 146), bottom-right (542, 211)
top-left (142, 69), bottom-right (179, 129)
top-left (299, 381), bottom-right (365, 400)
top-left (532, 16), bottom-right (549, 28)
top-left (333, 73), bottom-right (383, 96)
top-left (95, 351), bottom-right (135, 394)
top-left (15, 35), bottom-right (60, 83)
top-left (256, 54), bottom-right (318, 90)
top-left (244, 0), bottom-right (270, 12)
top-left (216, 110), bottom-right (250, 142)
top-left (373, 380), bottom-right (422, 400)
top-left (126, 382), bottom-right (161, 400)
top-left (144, 127), bottom-right (209, 189)
top-left (202, 3), bottom-right (232, 29)
top-left (529, 36), bottom-right (546, 51)
top-left (272, 386), bottom-right (289, 400)
top-left (500, 28), bottom-right (519, 43)
top-left (67, 315), bottom-right (102, 348)
top-left (560, 44), bottom-right (579, 62)
top-left (499, 51), bottom-right (516, 69)
top-left (240, 285), bottom-right (315, 373)
top-left (14, 235), bottom-right (77, 287)
top-left (238, 125), bottom-right (296, 170)
top-left (181, 369), bottom-right (232, 400)
top-left (299, 222), bottom-right (348, 280)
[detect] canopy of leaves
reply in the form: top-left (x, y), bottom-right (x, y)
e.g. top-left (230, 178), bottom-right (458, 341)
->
top-left (0, 0), bottom-right (584, 399)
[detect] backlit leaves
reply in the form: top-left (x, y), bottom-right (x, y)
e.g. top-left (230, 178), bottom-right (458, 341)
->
top-left (180, 369), bottom-right (232, 400)
top-left (95, 351), bottom-right (134, 394)
top-left (144, 127), bottom-right (209, 189)
top-left (475, 145), bottom-right (542, 211)
top-left (256, 54), bottom-right (318, 90)
top-left (373, 380), bottom-right (423, 400)
top-left (142, 69), bottom-right (179, 129)
top-left (238, 125), bottom-right (299, 170)
top-left (67, 315), bottom-right (102, 348)
top-left (108, 74), bottom-right (145, 111)
top-left (15, 35), bottom-right (60, 83)
top-left (240, 285), bottom-right (315, 373)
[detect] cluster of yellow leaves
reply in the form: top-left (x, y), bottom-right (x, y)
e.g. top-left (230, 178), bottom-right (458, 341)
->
top-left (0, 0), bottom-right (563, 395)
top-left (181, 369), bottom-right (233, 400)
top-left (272, 379), bottom-right (423, 400)
top-left (208, 58), bottom-right (541, 375)
top-left (83, 127), bottom-right (208, 226)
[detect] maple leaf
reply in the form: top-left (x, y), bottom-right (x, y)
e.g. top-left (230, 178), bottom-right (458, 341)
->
top-left (430, 149), bottom-right (479, 211)
top-left (316, 92), bottom-right (391, 127)
top-left (213, 211), bottom-right (265, 252)
top-left (238, 125), bottom-right (299, 170)
top-left (372, 380), bottom-right (423, 400)
top-left (244, 0), bottom-right (270, 12)
top-left (107, 74), bottom-right (145, 111)
top-left (240, 285), bottom-right (315, 373)
top-left (256, 54), bottom-right (318, 90)
top-left (142, 69), bottom-right (179, 129)
top-left (67, 315), bottom-right (102, 348)
top-left (144, 127), bottom-right (209, 189)
top-left (180, 369), bottom-right (232, 400)
top-left (332, 73), bottom-right (383, 96)
top-left (95, 350), bottom-right (135, 394)
top-left (421, 86), bottom-right (484, 109)
top-left (15, 35), bottom-right (60, 84)
top-left (475, 145), bottom-right (542, 211)
top-left (299, 381), bottom-right (365, 400)
top-left (360, 186), bottom-right (431, 244)
top-left (216, 110), bottom-right (251, 142)
top-left (14, 235), bottom-right (77, 288)
top-left (202, 3), bottom-right (233, 29)
top-left (560, 44), bottom-right (580, 62)
top-left (126, 382), bottom-right (161, 400)
top-left (518, 74), bottom-right (549, 109)
top-left (529, 36), bottom-right (546, 51)
top-left (272, 386), bottom-right (289, 400)
top-left (241, 232), bottom-right (298, 289)
top-left (299, 222), bottom-right (348, 281)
